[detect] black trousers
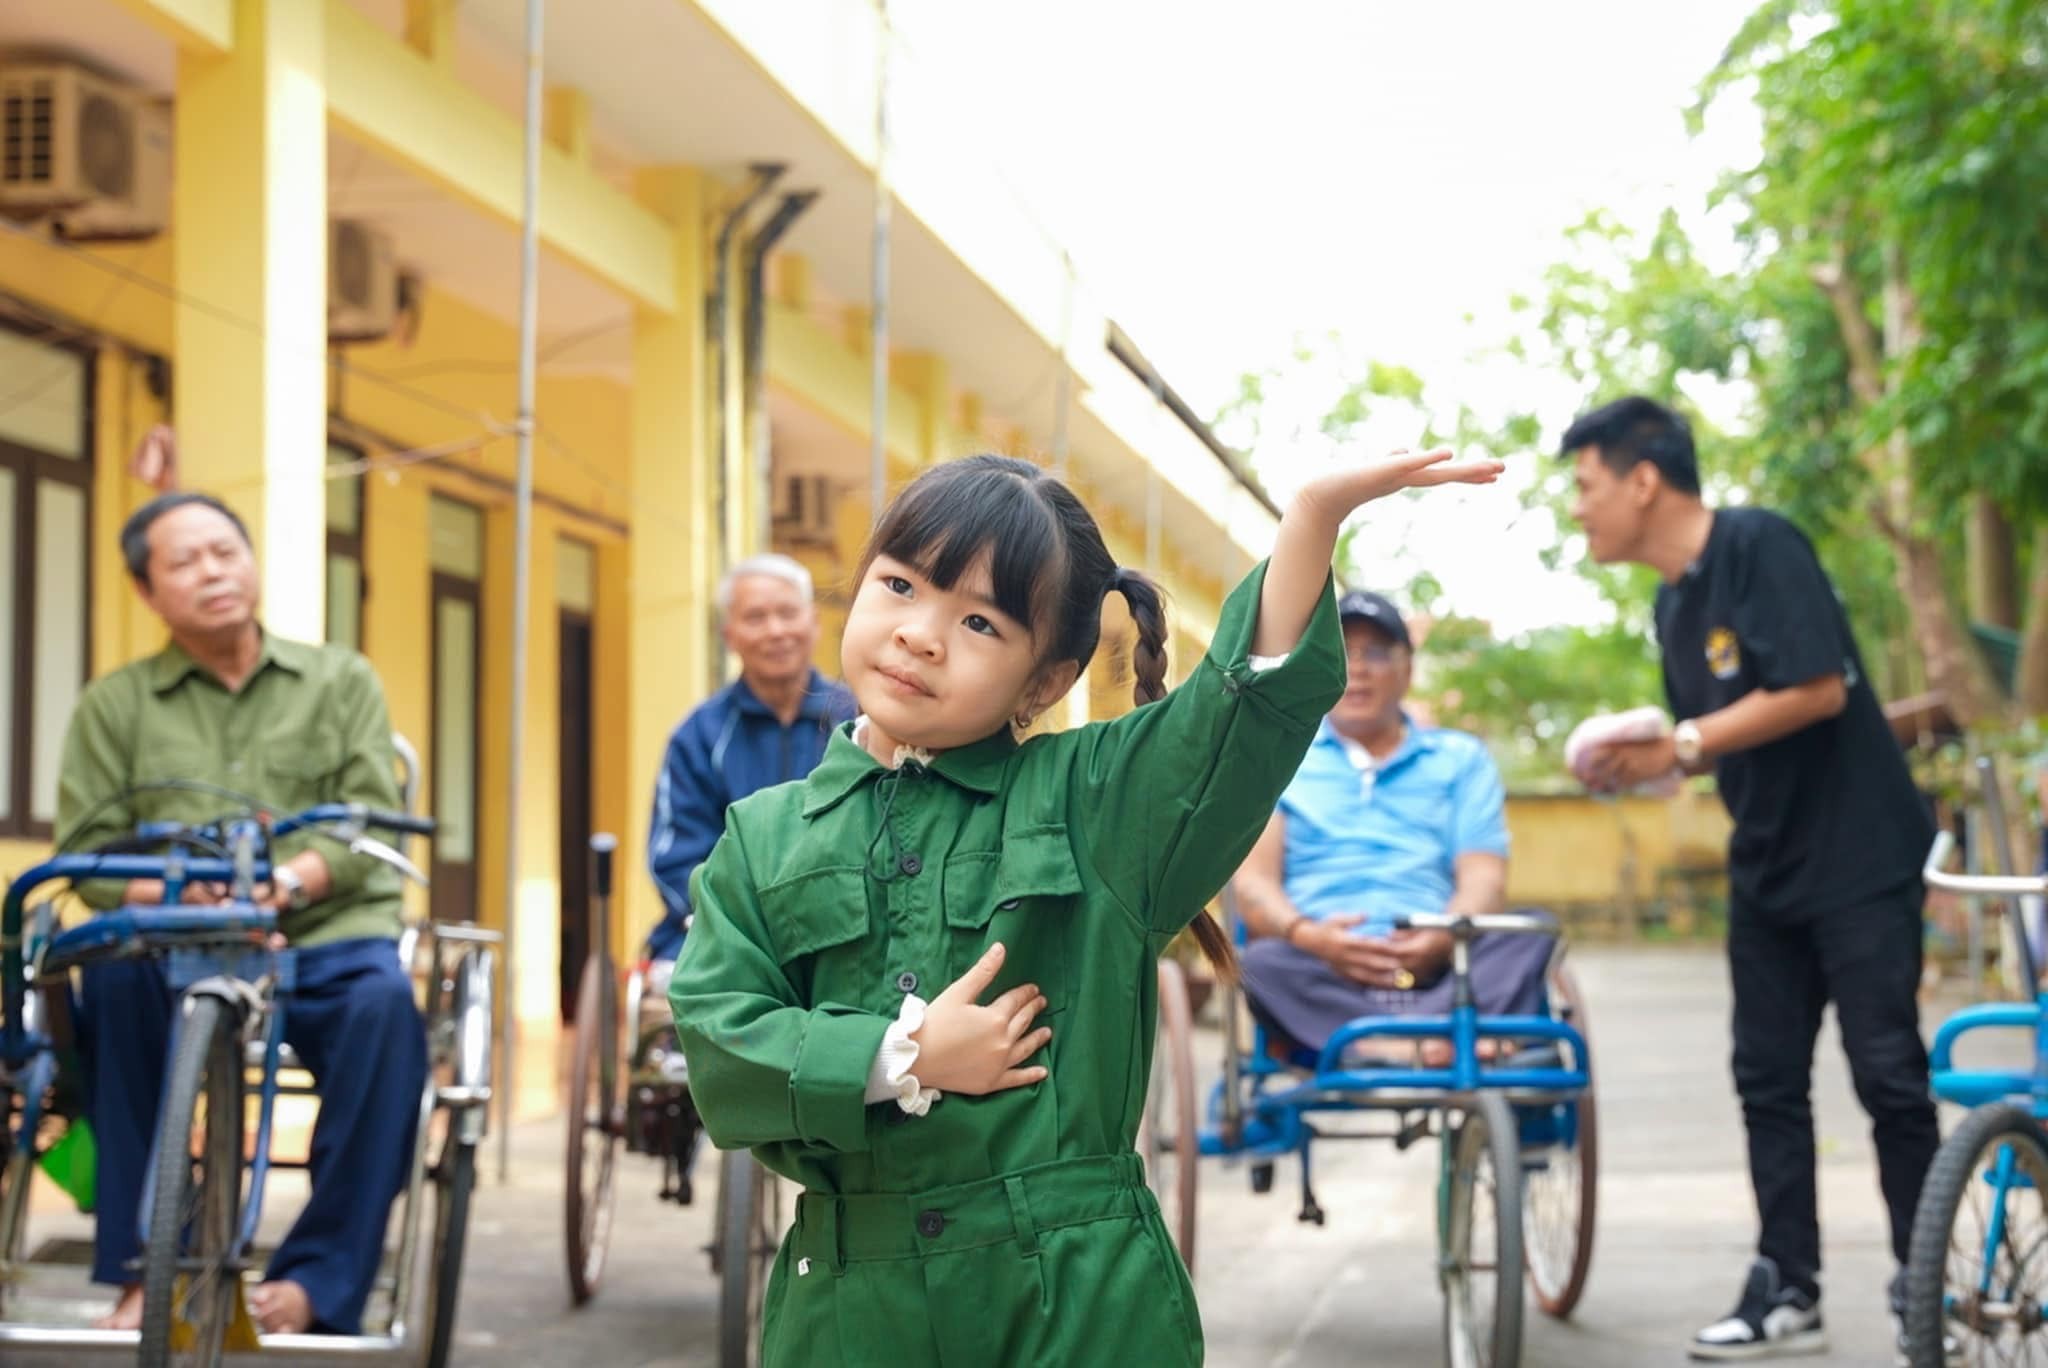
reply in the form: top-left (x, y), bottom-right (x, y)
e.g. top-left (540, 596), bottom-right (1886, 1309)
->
top-left (1728, 879), bottom-right (1939, 1294)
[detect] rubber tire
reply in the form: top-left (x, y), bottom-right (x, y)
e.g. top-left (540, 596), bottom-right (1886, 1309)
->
top-left (139, 993), bottom-right (243, 1368)
top-left (0, 1139), bottom-right (30, 1316)
top-left (1903, 1101), bottom-right (2048, 1368)
top-left (1143, 959), bottom-right (1201, 1272)
top-left (564, 955), bottom-right (619, 1306)
top-left (421, 1136), bottom-right (477, 1368)
top-left (717, 1148), bottom-right (775, 1368)
top-left (1524, 962), bottom-right (1598, 1320)
top-left (1442, 1091), bottom-right (1526, 1368)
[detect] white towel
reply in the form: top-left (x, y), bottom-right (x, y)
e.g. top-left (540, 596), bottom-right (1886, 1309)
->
top-left (1564, 706), bottom-right (1683, 797)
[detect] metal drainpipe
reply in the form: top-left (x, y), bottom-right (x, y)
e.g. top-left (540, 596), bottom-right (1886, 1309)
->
top-left (707, 164), bottom-right (784, 688)
top-left (743, 191), bottom-right (821, 555)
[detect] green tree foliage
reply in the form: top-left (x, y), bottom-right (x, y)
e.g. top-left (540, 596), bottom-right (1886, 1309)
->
top-left (1222, 0), bottom-right (2048, 783)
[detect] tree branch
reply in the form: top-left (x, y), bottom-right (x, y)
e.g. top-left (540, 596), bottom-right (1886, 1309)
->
top-left (1809, 249), bottom-right (1887, 408)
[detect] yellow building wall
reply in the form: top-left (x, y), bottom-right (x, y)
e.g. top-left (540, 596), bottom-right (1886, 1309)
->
top-left (0, 222), bottom-right (646, 1116)
top-left (0, 80), bottom-right (1239, 1121)
top-left (1503, 789), bottom-right (1733, 926)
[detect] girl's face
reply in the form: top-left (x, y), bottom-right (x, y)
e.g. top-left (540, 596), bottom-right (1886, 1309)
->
top-left (841, 551), bottom-right (1077, 756)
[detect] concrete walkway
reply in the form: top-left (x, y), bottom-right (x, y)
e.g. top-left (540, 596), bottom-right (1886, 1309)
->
top-left (2, 944), bottom-right (1979, 1365)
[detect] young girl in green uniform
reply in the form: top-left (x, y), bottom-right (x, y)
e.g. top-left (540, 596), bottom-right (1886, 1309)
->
top-left (671, 447), bottom-right (1502, 1365)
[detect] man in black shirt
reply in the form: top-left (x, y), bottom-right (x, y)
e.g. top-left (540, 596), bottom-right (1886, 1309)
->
top-left (1560, 396), bottom-right (1940, 1363)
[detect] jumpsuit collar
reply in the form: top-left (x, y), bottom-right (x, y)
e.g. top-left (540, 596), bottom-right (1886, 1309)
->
top-left (801, 721), bottom-right (1017, 819)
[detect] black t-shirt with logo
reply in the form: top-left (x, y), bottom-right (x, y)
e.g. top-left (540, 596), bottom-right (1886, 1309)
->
top-left (1654, 506), bottom-right (1932, 915)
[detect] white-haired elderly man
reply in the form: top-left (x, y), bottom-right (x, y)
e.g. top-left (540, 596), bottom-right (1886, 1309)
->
top-left (646, 554), bottom-right (857, 959)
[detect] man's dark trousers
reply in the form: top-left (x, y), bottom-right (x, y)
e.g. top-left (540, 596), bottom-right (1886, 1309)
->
top-left (1728, 879), bottom-right (1939, 1294)
top-left (79, 937), bottom-right (427, 1334)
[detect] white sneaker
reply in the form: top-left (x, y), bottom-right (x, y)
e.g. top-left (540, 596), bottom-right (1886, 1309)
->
top-left (1689, 1257), bottom-right (1827, 1361)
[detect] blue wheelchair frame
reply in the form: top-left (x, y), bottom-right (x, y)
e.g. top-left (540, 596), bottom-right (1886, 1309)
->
top-left (1919, 827), bottom-right (2048, 1337)
top-left (1190, 899), bottom-right (1596, 1360)
top-left (2, 809), bottom-right (399, 1273)
top-left (1202, 908), bottom-right (1591, 1169)
top-left (0, 802), bottom-right (448, 1357)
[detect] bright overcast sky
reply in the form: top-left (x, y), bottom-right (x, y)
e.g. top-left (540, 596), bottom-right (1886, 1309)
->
top-left (892, 0), bottom-right (1765, 632)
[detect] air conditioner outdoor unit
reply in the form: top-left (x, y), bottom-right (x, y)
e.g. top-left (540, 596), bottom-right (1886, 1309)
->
top-left (0, 63), bottom-right (169, 240)
top-left (772, 473), bottom-right (836, 545)
top-left (328, 218), bottom-right (399, 343)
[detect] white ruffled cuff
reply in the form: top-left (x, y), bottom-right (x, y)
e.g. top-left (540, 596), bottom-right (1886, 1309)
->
top-left (864, 993), bottom-right (942, 1115)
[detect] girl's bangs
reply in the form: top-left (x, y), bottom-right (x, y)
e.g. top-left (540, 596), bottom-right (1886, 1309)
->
top-left (873, 466), bottom-right (1062, 633)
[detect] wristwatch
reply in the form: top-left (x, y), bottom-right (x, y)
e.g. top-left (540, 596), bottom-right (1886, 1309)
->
top-left (1673, 719), bottom-right (1705, 768)
top-left (272, 865), bottom-right (310, 912)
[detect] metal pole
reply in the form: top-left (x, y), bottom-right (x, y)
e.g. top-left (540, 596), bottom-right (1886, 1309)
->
top-left (745, 192), bottom-right (820, 552)
top-left (868, 0), bottom-right (892, 521)
top-left (498, 0), bottom-right (544, 1183)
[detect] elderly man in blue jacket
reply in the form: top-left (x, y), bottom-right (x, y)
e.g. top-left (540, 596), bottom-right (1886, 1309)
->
top-left (645, 554), bottom-right (856, 959)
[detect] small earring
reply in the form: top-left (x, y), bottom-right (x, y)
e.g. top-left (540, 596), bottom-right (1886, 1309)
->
top-left (1013, 710), bottom-right (1034, 731)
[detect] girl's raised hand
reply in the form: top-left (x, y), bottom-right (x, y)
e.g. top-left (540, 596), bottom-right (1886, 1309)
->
top-left (910, 943), bottom-right (1051, 1096)
top-left (1304, 447), bottom-right (1506, 518)
top-left (1253, 445), bottom-right (1506, 658)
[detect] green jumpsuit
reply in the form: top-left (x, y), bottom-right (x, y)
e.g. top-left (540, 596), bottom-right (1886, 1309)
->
top-left (670, 563), bottom-right (1345, 1366)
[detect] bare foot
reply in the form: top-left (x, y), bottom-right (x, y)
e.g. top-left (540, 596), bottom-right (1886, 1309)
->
top-left (94, 1283), bottom-right (144, 1329)
top-left (250, 1280), bottom-right (314, 1335)
top-left (1418, 1038), bottom-right (1506, 1068)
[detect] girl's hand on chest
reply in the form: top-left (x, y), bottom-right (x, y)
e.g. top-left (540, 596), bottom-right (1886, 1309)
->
top-left (911, 942), bottom-right (1053, 1095)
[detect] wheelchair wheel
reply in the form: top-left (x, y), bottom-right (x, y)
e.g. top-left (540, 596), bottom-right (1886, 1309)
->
top-left (1523, 962), bottom-right (1597, 1319)
top-left (421, 943), bottom-right (491, 1368)
top-left (420, 1132), bottom-right (477, 1368)
top-left (140, 994), bottom-right (244, 1368)
top-left (564, 954), bottom-right (620, 1305)
top-left (0, 1127), bottom-right (30, 1315)
top-left (715, 1148), bottom-right (781, 1368)
top-left (1903, 1102), bottom-right (2048, 1367)
top-left (1139, 958), bottom-right (1200, 1271)
top-left (1441, 1091), bottom-right (1525, 1368)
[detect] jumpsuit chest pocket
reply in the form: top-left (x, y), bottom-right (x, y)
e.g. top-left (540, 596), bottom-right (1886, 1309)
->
top-left (941, 825), bottom-right (1081, 1016)
top-left (758, 867), bottom-right (873, 1004)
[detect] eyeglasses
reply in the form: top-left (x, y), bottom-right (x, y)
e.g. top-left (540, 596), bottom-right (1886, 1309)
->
top-left (1344, 643), bottom-right (1406, 666)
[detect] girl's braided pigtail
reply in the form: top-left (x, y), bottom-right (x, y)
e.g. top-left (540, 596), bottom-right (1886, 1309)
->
top-left (1108, 567), bottom-right (1236, 982)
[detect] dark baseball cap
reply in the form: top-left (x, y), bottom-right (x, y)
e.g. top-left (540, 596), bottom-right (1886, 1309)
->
top-left (1336, 589), bottom-right (1411, 649)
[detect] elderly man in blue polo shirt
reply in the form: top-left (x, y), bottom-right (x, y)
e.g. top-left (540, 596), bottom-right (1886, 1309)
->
top-left (1233, 589), bottom-right (1549, 1060)
top-left (645, 554), bottom-right (857, 959)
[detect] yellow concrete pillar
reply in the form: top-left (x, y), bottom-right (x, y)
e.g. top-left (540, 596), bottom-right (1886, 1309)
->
top-left (625, 167), bottom-right (713, 950)
top-left (771, 252), bottom-right (811, 312)
top-left (172, 0), bottom-right (327, 641)
top-left (476, 503), bottom-right (562, 1116)
top-left (360, 469), bottom-right (431, 920)
top-left (592, 534), bottom-right (633, 954)
top-left (545, 87), bottom-right (592, 164)
top-left (402, 0), bottom-right (455, 67)
top-left (896, 352), bottom-right (949, 467)
top-left (92, 349), bottom-right (170, 670)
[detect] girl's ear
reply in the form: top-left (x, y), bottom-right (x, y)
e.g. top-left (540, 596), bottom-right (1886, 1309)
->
top-left (1026, 659), bottom-right (1081, 717)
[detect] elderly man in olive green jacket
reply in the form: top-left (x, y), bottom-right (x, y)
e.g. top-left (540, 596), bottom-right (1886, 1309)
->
top-left (56, 491), bottom-right (425, 1339)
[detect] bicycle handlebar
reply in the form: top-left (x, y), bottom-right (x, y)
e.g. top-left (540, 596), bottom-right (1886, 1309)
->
top-left (1391, 910), bottom-right (1561, 938)
top-left (1923, 830), bottom-right (2048, 899)
top-left (4, 803), bottom-right (436, 1063)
